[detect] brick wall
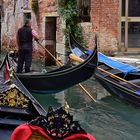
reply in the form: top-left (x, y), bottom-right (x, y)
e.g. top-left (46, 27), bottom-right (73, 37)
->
top-left (32, 0), bottom-right (58, 60)
top-left (81, 23), bottom-right (95, 50)
top-left (91, 0), bottom-right (119, 55)
top-left (35, 0), bottom-right (65, 61)
top-left (37, 0), bottom-right (57, 36)
top-left (1, 0), bottom-right (120, 58)
top-left (38, 0), bottom-right (63, 44)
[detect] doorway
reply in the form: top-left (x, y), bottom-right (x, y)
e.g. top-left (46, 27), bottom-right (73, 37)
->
top-left (45, 17), bottom-right (56, 66)
top-left (120, 0), bottom-right (140, 51)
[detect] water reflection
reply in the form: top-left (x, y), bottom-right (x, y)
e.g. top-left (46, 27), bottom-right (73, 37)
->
top-left (64, 78), bottom-right (140, 140)
top-left (32, 76), bottom-right (140, 140)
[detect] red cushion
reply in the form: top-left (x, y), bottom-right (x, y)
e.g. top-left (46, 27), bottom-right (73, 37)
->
top-left (64, 133), bottom-right (96, 140)
top-left (10, 123), bottom-right (52, 140)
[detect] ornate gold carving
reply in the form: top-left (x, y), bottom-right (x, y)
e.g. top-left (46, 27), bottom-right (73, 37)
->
top-left (0, 84), bottom-right (29, 108)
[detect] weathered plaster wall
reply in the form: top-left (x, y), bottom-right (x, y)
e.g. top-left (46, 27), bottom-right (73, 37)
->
top-left (1, 0), bottom-right (120, 59)
top-left (1, 0), bottom-right (28, 51)
top-left (81, 22), bottom-right (96, 50)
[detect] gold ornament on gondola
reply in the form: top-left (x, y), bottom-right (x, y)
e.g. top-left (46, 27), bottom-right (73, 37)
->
top-left (63, 101), bottom-right (69, 114)
top-left (9, 67), bottom-right (14, 80)
top-left (9, 99), bottom-right (16, 107)
top-left (0, 84), bottom-right (29, 108)
top-left (7, 89), bottom-right (17, 99)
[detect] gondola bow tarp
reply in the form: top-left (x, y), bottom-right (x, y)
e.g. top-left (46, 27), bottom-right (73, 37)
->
top-left (86, 50), bottom-right (138, 74)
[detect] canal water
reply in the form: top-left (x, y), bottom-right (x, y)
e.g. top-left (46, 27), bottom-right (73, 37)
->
top-left (0, 54), bottom-right (140, 140)
top-left (33, 76), bottom-right (140, 140)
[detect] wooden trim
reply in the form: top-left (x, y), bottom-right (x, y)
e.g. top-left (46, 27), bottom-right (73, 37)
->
top-left (118, 0), bottom-right (122, 51)
top-left (121, 17), bottom-right (140, 22)
top-left (121, 16), bottom-right (126, 22)
top-left (127, 17), bottom-right (140, 22)
top-left (45, 40), bottom-right (55, 45)
top-left (120, 0), bottom-right (140, 51)
top-left (42, 12), bottom-right (59, 17)
top-left (22, 10), bottom-right (32, 13)
top-left (125, 0), bottom-right (128, 51)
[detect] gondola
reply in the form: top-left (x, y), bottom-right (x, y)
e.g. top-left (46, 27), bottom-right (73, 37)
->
top-left (0, 54), bottom-right (47, 139)
top-left (69, 33), bottom-right (140, 107)
top-left (10, 102), bottom-right (96, 140)
top-left (9, 41), bottom-right (97, 94)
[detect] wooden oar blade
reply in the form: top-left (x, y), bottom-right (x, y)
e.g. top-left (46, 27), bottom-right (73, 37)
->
top-left (69, 53), bottom-right (84, 63)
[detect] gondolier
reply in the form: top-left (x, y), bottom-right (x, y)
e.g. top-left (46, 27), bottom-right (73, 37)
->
top-left (16, 19), bottom-right (39, 73)
top-left (9, 40), bottom-right (97, 94)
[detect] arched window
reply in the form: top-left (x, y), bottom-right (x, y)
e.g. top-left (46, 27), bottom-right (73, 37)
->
top-left (77, 0), bottom-right (91, 22)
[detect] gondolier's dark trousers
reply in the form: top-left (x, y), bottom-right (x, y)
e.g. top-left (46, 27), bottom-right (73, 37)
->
top-left (17, 44), bottom-right (32, 73)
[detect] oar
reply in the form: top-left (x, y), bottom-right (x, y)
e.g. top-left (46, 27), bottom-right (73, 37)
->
top-left (69, 53), bottom-right (122, 111)
top-left (79, 84), bottom-right (96, 102)
top-left (97, 67), bottom-right (140, 90)
top-left (37, 41), bottom-right (63, 67)
top-left (70, 53), bottom-right (140, 91)
top-left (36, 41), bottom-right (97, 102)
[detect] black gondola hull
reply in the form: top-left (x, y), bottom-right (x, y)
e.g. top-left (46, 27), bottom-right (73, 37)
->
top-left (0, 55), bottom-right (47, 139)
top-left (69, 33), bottom-right (140, 107)
top-left (17, 65), bottom-right (95, 93)
top-left (12, 44), bottom-right (97, 94)
top-left (95, 72), bottom-right (140, 107)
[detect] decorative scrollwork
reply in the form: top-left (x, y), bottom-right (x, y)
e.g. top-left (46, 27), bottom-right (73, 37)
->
top-left (0, 84), bottom-right (29, 108)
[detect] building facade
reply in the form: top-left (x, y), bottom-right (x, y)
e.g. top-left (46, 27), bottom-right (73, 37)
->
top-left (91, 0), bottom-right (119, 54)
top-left (0, 0), bottom-right (65, 65)
top-left (0, 0), bottom-right (140, 63)
top-left (91, 0), bottom-right (140, 53)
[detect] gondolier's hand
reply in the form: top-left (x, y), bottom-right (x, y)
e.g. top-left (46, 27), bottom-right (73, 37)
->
top-left (32, 29), bottom-right (39, 40)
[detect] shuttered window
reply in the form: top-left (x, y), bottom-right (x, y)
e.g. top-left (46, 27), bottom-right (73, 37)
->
top-left (77, 0), bottom-right (91, 22)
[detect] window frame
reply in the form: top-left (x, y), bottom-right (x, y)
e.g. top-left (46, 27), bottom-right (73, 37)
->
top-left (77, 0), bottom-right (91, 22)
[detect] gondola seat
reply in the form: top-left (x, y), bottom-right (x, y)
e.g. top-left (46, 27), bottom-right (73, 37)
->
top-left (10, 104), bottom-right (96, 140)
top-left (10, 123), bottom-right (52, 140)
top-left (10, 123), bottom-right (96, 140)
top-left (28, 132), bottom-right (48, 140)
